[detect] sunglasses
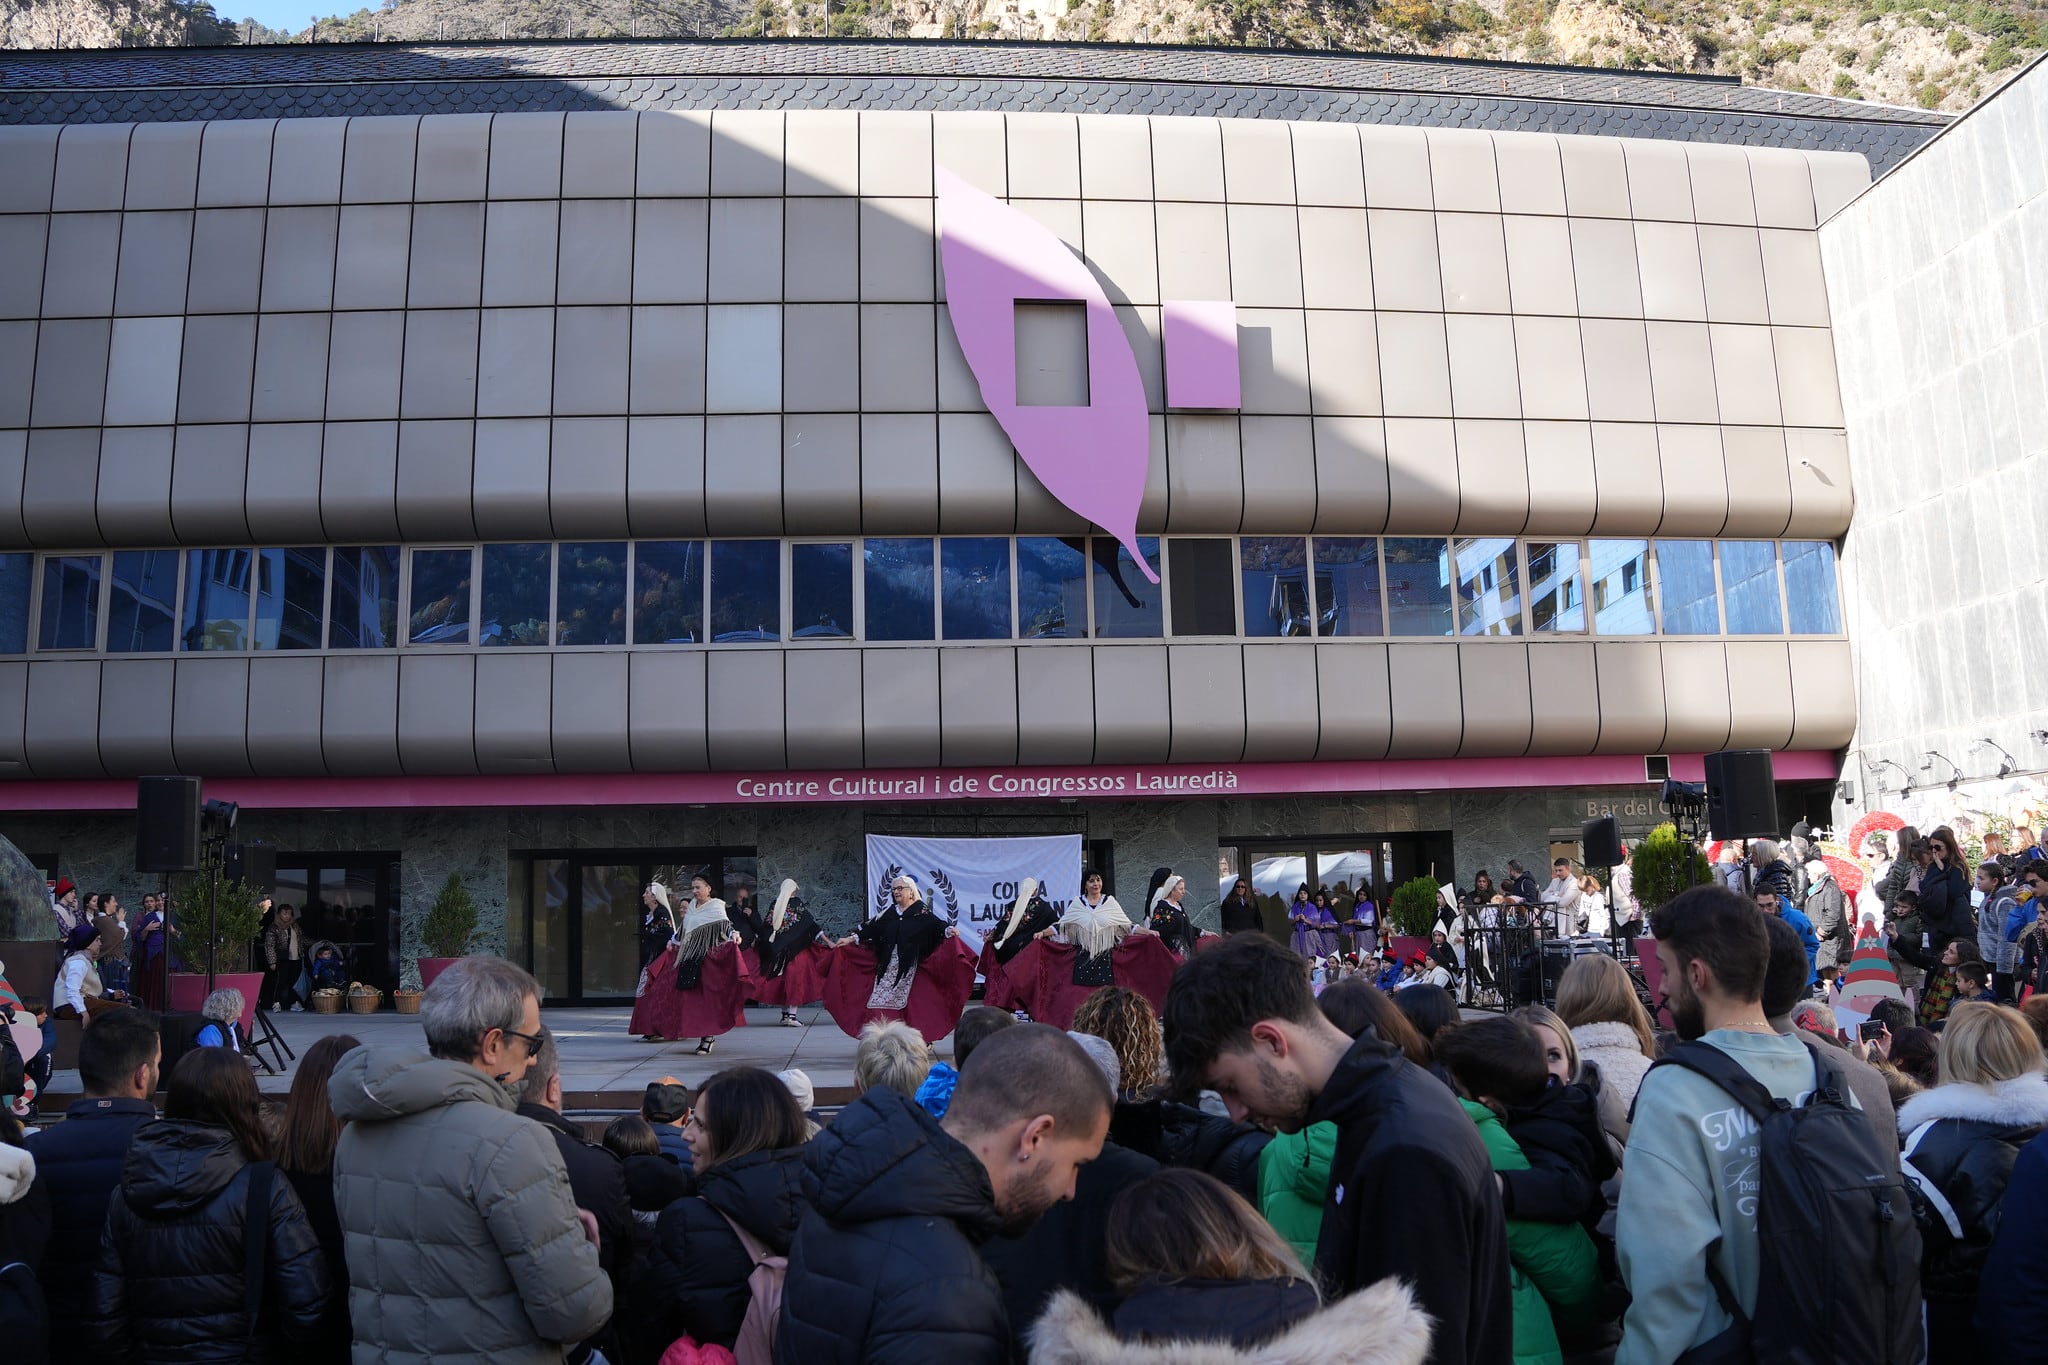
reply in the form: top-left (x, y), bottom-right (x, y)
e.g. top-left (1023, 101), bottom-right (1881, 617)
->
top-left (498, 1026), bottom-right (546, 1058)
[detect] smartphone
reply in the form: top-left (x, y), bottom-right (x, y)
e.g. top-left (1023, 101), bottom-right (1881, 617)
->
top-left (1858, 1019), bottom-right (1886, 1041)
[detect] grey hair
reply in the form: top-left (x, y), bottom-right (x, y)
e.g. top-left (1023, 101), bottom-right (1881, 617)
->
top-left (1791, 999), bottom-right (1838, 1036)
top-left (200, 988), bottom-right (244, 1023)
top-left (1751, 839), bottom-right (1781, 864)
top-left (420, 955), bottom-right (541, 1061)
top-left (516, 1028), bottom-right (560, 1106)
top-left (854, 1019), bottom-right (933, 1097)
top-left (1066, 1030), bottom-right (1122, 1094)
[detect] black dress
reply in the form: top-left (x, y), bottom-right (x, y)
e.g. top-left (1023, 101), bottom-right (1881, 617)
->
top-left (639, 908), bottom-right (673, 972)
top-left (988, 896), bottom-right (1059, 965)
top-left (760, 905), bottom-right (822, 979)
top-left (857, 903), bottom-right (948, 987)
top-left (1148, 903), bottom-right (1199, 957)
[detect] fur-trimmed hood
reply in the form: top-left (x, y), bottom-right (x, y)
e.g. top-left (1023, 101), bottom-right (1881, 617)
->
top-left (1898, 1072), bottom-right (2048, 1134)
top-left (1027, 1279), bottom-right (1433, 1365)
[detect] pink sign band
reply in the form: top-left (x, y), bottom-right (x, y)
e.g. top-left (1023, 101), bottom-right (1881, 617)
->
top-left (0, 752), bottom-right (1842, 812)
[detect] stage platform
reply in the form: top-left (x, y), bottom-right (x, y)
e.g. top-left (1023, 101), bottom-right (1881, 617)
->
top-left (36, 1004), bottom-right (923, 1116)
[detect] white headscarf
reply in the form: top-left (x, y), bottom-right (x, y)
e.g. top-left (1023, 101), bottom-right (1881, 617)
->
top-left (1000, 877), bottom-right (1042, 942)
top-left (1057, 891), bottom-right (1131, 959)
top-left (647, 882), bottom-right (673, 915)
top-left (771, 879), bottom-right (798, 934)
top-left (1148, 875), bottom-right (1185, 914)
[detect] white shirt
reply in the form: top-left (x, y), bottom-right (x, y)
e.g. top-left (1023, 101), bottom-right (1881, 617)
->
top-left (1580, 890), bottom-right (1611, 938)
top-left (1611, 863), bottom-right (1636, 915)
top-left (55, 953), bottom-right (95, 1014)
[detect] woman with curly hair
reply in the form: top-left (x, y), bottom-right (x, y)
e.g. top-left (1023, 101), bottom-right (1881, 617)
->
top-left (1071, 985), bottom-right (1164, 1100)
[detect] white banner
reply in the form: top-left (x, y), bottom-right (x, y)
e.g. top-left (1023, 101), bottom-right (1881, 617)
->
top-left (864, 833), bottom-right (1085, 956)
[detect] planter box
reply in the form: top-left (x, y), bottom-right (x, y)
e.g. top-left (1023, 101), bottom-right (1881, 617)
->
top-left (169, 972), bottom-right (264, 1036)
top-left (417, 957), bottom-right (460, 990)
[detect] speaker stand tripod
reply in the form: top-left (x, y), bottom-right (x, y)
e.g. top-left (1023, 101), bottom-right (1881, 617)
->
top-left (246, 1004), bottom-right (294, 1076)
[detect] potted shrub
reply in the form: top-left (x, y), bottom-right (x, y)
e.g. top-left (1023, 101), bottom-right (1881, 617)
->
top-left (1385, 874), bottom-right (1443, 964)
top-left (1631, 823), bottom-right (1711, 916)
top-left (167, 860), bottom-right (268, 1034)
top-left (416, 872), bottom-right (479, 990)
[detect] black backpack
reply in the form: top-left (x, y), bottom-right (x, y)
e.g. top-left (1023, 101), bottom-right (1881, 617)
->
top-left (1650, 1041), bottom-right (1923, 1365)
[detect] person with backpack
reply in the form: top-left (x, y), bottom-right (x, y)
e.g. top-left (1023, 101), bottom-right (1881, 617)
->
top-left (1615, 885), bottom-right (1922, 1365)
top-left (632, 1066), bottom-right (811, 1365)
top-left (92, 1047), bottom-right (331, 1363)
top-left (1896, 1003), bottom-right (2048, 1364)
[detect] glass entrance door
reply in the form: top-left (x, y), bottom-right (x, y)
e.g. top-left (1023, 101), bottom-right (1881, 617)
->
top-left (508, 848), bottom-right (758, 1005)
top-left (272, 855), bottom-right (401, 993)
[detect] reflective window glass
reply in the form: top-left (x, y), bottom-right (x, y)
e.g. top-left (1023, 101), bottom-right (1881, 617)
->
top-left (941, 538), bottom-right (1012, 640)
top-left (1721, 542), bottom-right (1783, 635)
top-left (253, 548), bottom-right (326, 650)
top-left (1588, 540), bottom-right (1655, 635)
top-left (1167, 539), bottom-right (1236, 637)
top-left (709, 540), bottom-right (780, 643)
top-left (1782, 541), bottom-right (1843, 635)
top-left (39, 555), bottom-right (102, 651)
top-left (180, 549), bottom-right (250, 651)
top-left (1385, 538), bottom-right (1453, 637)
top-left (1017, 537), bottom-right (1089, 639)
top-left (556, 543), bottom-right (626, 646)
top-left (1313, 538), bottom-right (1383, 637)
top-left (0, 554), bottom-right (31, 654)
top-left (1655, 540), bottom-right (1719, 635)
top-left (1453, 537), bottom-right (1522, 636)
top-left (1091, 537), bottom-right (1162, 638)
top-left (1527, 541), bottom-right (1584, 633)
top-left (480, 544), bottom-right (552, 647)
top-left (107, 550), bottom-right (177, 653)
top-left (634, 541), bottom-right (704, 644)
top-left (1240, 538), bottom-right (1311, 637)
top-left (329, 547), bottom-right (399, 649)
top-left (865, 538), bottom-right (936, 642)
top-left (407, 548), bottom-right (473, 645)
top-left (790, 543), bottom-right (853, 640)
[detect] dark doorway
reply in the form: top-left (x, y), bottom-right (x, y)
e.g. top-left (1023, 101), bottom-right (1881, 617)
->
top-left (1218, 833), bottom-right (1457, 938)
top-left (508, 848), bottom-right (757, 1005)
top-left (272, 855), bottom-right (402, 995)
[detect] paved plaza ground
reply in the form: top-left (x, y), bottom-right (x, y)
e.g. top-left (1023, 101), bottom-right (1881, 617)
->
top-left (41, 1004), bottom-right (918, 1114)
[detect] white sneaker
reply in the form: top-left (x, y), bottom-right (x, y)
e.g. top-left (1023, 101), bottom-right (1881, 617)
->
top-left (781, 1013), bottom-right (802, 1028)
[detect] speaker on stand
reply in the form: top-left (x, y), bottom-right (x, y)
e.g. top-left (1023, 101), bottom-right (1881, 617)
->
top-left (136, 777), bottom-right (203, 1012)
top-left (224, 841), bottom-right (293, 1075)
top-left (1704, 748), bottom-right (1779, 841)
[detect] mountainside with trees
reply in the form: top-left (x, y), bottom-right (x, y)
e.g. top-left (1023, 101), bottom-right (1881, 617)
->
top-left (9, 0), bottom-right (2044, 111)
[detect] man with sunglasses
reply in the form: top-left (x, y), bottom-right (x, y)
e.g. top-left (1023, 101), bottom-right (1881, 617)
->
top-left (329, 955), bottom-right (613, 1365)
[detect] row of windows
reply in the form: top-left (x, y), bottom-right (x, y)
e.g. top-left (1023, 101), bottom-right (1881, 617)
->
top-left (5, 535), bottom-right (1842, 656)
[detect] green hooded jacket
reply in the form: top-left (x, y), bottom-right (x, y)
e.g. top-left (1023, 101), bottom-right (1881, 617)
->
top-left (1460, 1098), bottom-right (1603, 1365)
top-left (1257, 1121), bottom-right (1337, 1264)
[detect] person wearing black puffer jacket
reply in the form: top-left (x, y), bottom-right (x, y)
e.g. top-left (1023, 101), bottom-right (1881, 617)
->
top-left (633, 1067), bottom-right (811, 1362)
top-left (774, 1025), bottom-right (1111, 1365)
top-left (92, 1049), bottom-right (329, 1365)
top-left (1897, 1003), bottom-right (2048, 1365)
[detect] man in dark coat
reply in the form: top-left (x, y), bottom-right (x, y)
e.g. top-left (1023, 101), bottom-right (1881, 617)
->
top-left (23, 1006), bottom-right (160, 1341)
top-left (1163, 933), bottom-right (1512, 1365)
top-left (774, 1024), bottom-right (1112, 1365)
top-left (515, 1030), bottom-right (634, 1348)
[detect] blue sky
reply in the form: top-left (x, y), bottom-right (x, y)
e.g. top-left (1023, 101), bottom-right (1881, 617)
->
top-left (221, 0), bottom-right (323, 31)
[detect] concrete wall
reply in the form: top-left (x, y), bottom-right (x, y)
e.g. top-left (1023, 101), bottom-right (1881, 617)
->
top-left (1820, 58), bottom-right (2048, 812)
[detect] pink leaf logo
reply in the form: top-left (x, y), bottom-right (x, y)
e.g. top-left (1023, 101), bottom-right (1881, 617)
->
top-left (935, 167), bottom-right (1159, 584)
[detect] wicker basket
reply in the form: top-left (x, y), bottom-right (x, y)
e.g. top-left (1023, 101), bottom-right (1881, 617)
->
top-left (310, 992), bottom-right (343, 1015)
top-left (392, 989), bottom-right (423, 1015)
top-left (347, 990), bottom-right (382, 1015)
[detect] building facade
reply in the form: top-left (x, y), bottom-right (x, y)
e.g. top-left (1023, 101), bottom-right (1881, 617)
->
top-left (0, 41), bottom-right (1945, 996)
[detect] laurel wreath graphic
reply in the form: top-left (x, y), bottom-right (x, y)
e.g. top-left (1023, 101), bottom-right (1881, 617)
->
top-left (874, 863), bottom-right (906, 916)
top-left (927, 868), bottom-right (960, 923)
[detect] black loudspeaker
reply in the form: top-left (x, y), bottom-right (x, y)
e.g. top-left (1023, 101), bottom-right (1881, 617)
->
top-left (1704, 748), bottom-right (1779, 840)
top-left (224, 843), bottom-right (277, 896)
top-left (1582, 815), bottom-right (1624, 867)
top-left (136, 776), bottom-right (202, 873)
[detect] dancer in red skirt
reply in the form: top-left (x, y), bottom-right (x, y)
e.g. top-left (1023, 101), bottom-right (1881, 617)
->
top-left (821, 873), bottom-right (976, 1040)
top-left (752, 879), bottom-right (828, 1027)
top-left (629, 872), bottom-right (753, 1055)
top-left (978, 876), bottom-right (1060, 1013)
top-left (1003, 870), bottom-right (1180, 1028)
